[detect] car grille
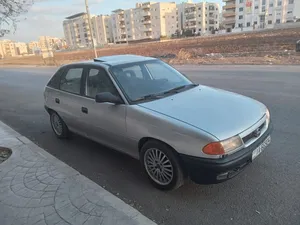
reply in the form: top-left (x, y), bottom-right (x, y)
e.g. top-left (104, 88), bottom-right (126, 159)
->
top-left (242, 122), bottom-right (266, 144)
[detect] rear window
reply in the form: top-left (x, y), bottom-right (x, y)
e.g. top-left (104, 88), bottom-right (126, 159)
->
top-left (47, 67), bottom-right (65, 89)
top-left (60, 68), bottom-right (83, 95)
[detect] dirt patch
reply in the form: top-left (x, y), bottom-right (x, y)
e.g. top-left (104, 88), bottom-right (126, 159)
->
top-left (1, 27), bottom-right (300, 66)
top-left (0, 147), bottom-right (12, 164)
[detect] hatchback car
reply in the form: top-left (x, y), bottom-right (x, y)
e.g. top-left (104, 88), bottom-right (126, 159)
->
top-left (44, 55), bottom-right (272, 190)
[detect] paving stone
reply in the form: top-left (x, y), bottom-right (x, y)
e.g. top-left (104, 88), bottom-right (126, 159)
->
top-left (45, 184), bottom-right (59, 192)
top-left (45, 212), bottom-right (63, 225)
top-left (43, 206), bottom-right (56, 217)
top-left (0, 121), bottom-right (156, 225)
top-left (27, 214), bottom-right (45, 225)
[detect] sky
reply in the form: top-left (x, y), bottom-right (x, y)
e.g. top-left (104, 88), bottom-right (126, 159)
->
top-left (2, 0), bottom-right (223, 43)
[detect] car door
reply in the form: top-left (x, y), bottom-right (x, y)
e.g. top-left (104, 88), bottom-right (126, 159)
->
top-left (55, 65), bottom-right (87, 137)
top-left (80, 66), bottom-right (129, 154)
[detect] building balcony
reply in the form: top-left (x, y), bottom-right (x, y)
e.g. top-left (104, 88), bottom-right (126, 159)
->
top-left (223, 18), bottom-right (236, 25)
top-left (223, 4), bottom-right (236, 10)
top-left (142, 4), bottom-right (150, 9)
top-left (119, 24), bottom-right (125, 28)
top-left (186, 16), bottom-right (196, 21)
top-left (187, 24), bottom-right (197, 28)
top-left (143, 27), bottom-right (152, 31)
top-left (143, 20), bottom-right (151, 24)
top-left (223, 11), bottom-right (236, 17)
top-left (143, 11), bottom-right (151, 16)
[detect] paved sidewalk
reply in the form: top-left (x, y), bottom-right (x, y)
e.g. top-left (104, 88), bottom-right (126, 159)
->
top-left (0, 121), bottom-right (156, 225)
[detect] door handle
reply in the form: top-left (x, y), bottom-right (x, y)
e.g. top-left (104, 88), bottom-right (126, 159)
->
top-left (55, 98), bottom-right (60, 104)
top-left (81, 107), bottom-right (88, 114)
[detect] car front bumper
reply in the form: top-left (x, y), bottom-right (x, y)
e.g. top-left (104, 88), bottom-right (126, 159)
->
top-left (180, 121), bottom-right (273, 184)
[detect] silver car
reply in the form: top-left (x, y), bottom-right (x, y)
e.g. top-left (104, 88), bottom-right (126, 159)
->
top-left (44, 55), bottom-right (272, 190)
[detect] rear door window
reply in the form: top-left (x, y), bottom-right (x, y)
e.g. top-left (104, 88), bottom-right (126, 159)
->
top-left (60, 67), bottom-right (83, 95)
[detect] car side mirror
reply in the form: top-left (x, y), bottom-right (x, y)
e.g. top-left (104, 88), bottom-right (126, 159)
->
top-left (95, 92), bottom-right (123, 104)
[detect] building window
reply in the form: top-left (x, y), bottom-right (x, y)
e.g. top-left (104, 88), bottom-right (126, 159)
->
top-left (255, 5), bottom-right (259, 9)
top-left (262, 0), bottom-right (266, 4)
top-left (239, 0), bottom-right (243, 3)
top-left (239, 15), bottom-right (243, 19)
top-left (209, 6), bottom-right (215, 10)
top-left (277, 1), bottom-right (282, 6)
top-left (198, 22), bottom-right (201, 25)
top-left (269, 13), bottom-right (272, 16)
top-left (239, 7), bottom-right (243, 12)
top-left (247, 22), bottom-right (250, 27)
top-left (288, 0), bottom-right (294, 3)
top-left (262, 6), bottom-right (265, 12)
top-left (199, 28), bottom-right (201, 31)
top-left (198, 7), bottom-right (201, 10)
top-left (199, 14), bottom-right (201, 17)
top-left (276, 19), bottom-right (280, 23)
top-left (269, 3), bottom-right (273, 7)
top-left (268, 20), bottom-right (272, 24)
top-left (238, 23), bottom-right (243, 27)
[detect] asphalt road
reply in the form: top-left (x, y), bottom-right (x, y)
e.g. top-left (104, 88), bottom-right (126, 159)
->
top-left (0, 65), bottom-right (299, 225)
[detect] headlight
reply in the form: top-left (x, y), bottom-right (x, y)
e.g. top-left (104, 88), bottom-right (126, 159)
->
top-left (202, 135), bottom-right (243, 155)
top-left (266, 108), bottom-right (270, 126)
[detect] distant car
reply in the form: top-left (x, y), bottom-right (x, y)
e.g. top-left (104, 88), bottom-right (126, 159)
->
top-left (44, 55), bottom-right (272, 190)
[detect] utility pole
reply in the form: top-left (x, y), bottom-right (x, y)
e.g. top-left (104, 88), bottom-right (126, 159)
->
top-left (85, 0), bottom-right (98, 58)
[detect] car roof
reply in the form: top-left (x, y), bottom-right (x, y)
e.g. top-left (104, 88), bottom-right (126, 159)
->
top-left (65, 54), bottom-right (156, 68)
top-left (93, 54), bottom-right (156, 66)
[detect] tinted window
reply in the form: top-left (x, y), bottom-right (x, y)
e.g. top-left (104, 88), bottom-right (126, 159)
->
top-left (60, 68), bottom-right (83, 94)
top-left (47, 67), bottom-right (65, 89)
top-left (85, 68), bottom-right (118, 98)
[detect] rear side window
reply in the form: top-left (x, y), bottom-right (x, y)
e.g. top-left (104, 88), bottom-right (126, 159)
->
top-left (47, 67), bottom-right (65, 89)
top-left (60, 68), bottom-right (83, 95)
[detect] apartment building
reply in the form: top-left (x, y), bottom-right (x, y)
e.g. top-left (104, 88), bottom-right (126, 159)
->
top-left (63, 13), bottom-right (94, 48)
top-left (0, 40), bottom-right (17, 58)
top-left (91, 15), bottom-right (113, 45)
top-left (111, 2), bottom-right (178, 43)
top-left (28, 41), bottom-right (40, 54)
top-left (177, 0), bottom-right (220, 35)
top-left (223, 0), bottom-right (236, 31)
top-left (235, 0), bottom-right (300, 30)
top-left (15, 42), bottom-right (28, 55)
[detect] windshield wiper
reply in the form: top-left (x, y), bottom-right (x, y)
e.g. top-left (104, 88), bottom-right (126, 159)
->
top-left (133, 94), bottom-right (163, 102)
top-left (163, 83), bottom-right (198, 95)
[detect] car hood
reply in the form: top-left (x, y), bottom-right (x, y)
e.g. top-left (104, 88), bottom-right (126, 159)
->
top-left (138, 85), bottom-right (266, 140)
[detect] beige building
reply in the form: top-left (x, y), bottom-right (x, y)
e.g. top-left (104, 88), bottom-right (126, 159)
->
top-left (39, 36), bottom-right (61, 50)
top-left (0, 40), bottom-right (17, 58)
top-left (15, 42), bottom-right (28, 55)
top-left (178, 0), bottom-right (220, 35)
top-left (28, 41), bottom-right (40, 54)
top-left (111, 2), bottom-right (178, 43)
top-left (223, 0), bottom-right (236, 32)
top-left (63, 13), bottom-right (93, 48)
top-left (91, 15), bottom-right (113, 45)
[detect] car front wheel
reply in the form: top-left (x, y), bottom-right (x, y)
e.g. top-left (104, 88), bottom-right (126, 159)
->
top-left (140, 140), bottom-right (184, 190)
top-left (50, 111), bottom-right (69, 138)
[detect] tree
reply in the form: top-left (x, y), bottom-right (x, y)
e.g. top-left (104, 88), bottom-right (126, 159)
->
top-left (0, 0), bottom-right (34, 37)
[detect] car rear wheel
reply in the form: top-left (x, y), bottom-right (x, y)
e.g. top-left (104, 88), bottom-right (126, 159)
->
top-left (50, 111), bottom-right (69, 138)
top-left (140, 140), bottom-right (184, 190)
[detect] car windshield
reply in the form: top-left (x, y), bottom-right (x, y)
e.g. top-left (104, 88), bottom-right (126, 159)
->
top-left (110, 60), bottom-right (195, 102)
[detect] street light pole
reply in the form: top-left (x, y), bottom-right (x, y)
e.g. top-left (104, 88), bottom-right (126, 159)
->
top-left (85, 0), bottom-right (98, 58)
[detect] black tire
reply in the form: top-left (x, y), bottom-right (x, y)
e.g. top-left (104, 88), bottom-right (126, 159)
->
top-left (50, 111), bottom-right (69, 139)
top-left (140, 140), bottom-right (184, 190)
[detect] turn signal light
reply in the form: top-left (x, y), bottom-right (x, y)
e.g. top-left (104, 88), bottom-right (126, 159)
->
top-left (202, 142), bottom-right (225, 155)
